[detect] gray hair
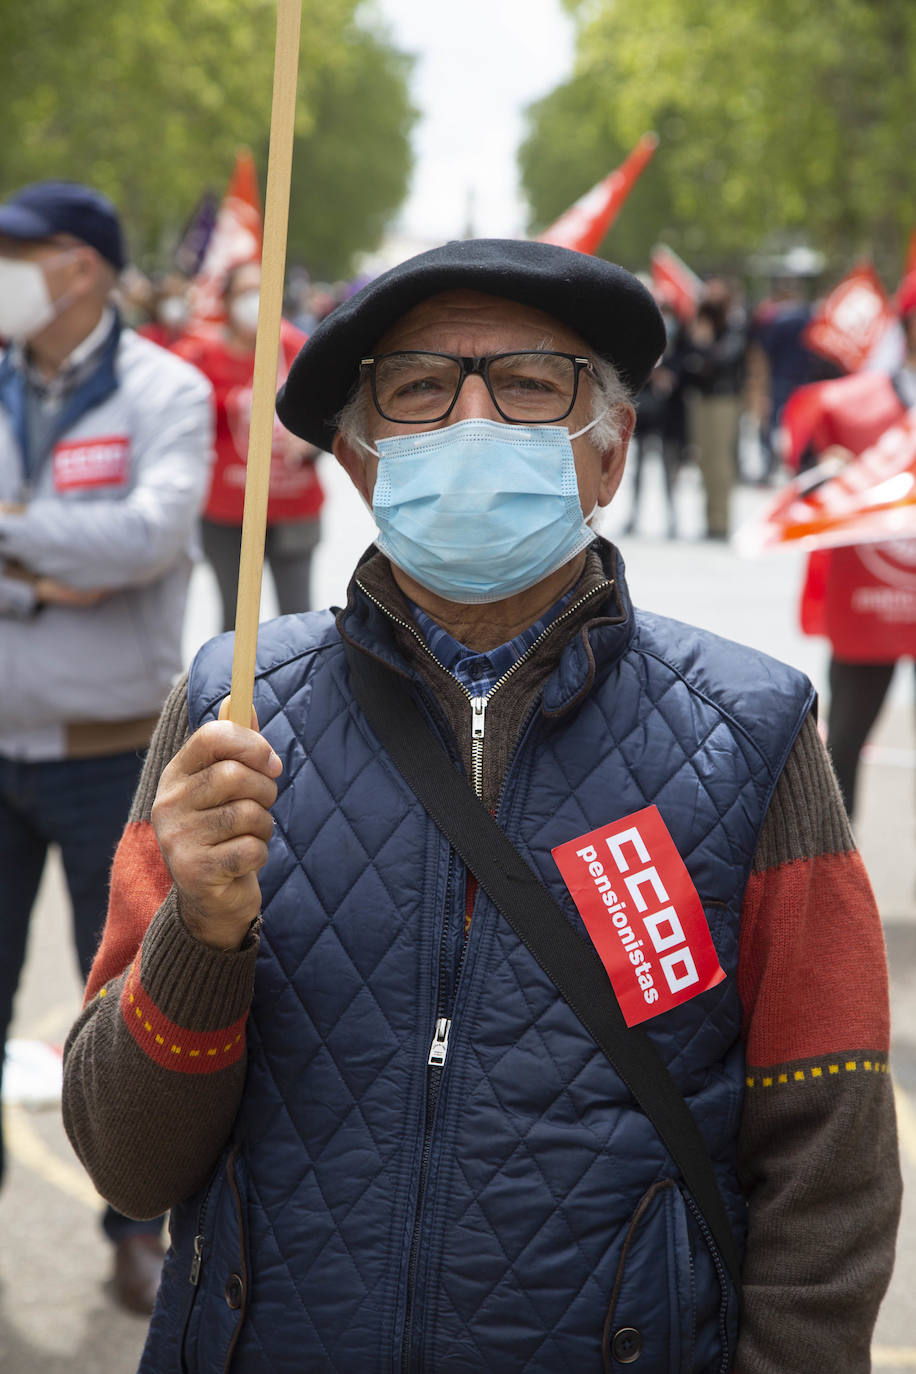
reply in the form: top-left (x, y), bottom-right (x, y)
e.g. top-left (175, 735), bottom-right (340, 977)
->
top-left (335, 348), bottom-right (634, 452)
top-left (586, 354), bottom-right (633, 448)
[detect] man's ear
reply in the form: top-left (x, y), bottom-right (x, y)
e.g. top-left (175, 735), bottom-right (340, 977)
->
top-left (597, 405), bottom-right (636, 507)
top-left (74, 245), bottom-right (107, 299)
top-left (332, 433), bottom-right (374, 506)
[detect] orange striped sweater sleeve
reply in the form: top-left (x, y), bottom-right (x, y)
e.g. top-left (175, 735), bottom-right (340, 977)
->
top-left (734, 712), bottom-right (901, 1373)
top-left (62, 675), bottom-right (259, 1217)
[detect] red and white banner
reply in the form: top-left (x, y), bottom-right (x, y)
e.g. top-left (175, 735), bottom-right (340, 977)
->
top-left (552, 806), bottom-right (725, 1028)
top-left (735, 409), bottom-right (916, 556)
top-left (650, 243), bottom-right (700, 322)
top-left (537, 133), bottom-right (658, 256)
top-left (802, 263), bottom-right (893, 374)
top-left (188, 149), bottom-right (263, 324)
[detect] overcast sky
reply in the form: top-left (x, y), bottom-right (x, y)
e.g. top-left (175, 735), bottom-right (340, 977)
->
top-left (371, 0), bottom-right (576, 245)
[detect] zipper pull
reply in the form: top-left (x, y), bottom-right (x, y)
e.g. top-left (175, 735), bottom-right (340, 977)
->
top-left (470, 696), bottom-right (488, 798)
top-left (427, 1016), bottom-right (451, 1068)
top-left (189, 1233), bottom-right (203, 1286)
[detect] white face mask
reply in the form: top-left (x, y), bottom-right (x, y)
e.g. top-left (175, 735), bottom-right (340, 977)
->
top-left (229, 289), bottom-right (260, 334)
top-left (157, 295), bottom-right (189, 330)
top-left (0, 257), bottom-right (59, 340)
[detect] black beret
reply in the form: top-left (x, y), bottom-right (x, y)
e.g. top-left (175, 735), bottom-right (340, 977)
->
top-left (276, 238), bottom-right (665, 450)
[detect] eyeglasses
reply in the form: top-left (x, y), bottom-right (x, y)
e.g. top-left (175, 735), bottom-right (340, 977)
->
top-left (359, 350), bottom-right (595, 425)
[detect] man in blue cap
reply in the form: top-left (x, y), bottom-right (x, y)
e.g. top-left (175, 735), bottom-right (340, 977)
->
top-left (64, 239), bottom-right (899, 1370)
top-left (0, 180), bottom-right (214, 1313)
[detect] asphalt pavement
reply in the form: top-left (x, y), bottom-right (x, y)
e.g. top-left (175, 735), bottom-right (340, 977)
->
top-left (1, 454), bottom-right (913, 1371)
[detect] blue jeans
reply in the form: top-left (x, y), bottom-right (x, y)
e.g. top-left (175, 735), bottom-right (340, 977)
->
top-left (0, 749), bottom-right (163, 1243)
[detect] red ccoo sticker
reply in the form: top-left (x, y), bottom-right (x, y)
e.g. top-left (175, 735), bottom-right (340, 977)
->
top-left (52, 436), bottom-right (130, 491)
top-left (552, 805), bottom-right (726, 1027)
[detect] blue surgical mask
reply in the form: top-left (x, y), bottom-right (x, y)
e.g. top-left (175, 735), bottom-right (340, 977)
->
top-left (361, 416), bottom-right (603, 604)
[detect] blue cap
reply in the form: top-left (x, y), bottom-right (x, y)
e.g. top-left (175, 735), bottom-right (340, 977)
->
top-left (276, 238), bottom-right (666, 451)
top-left (0, 180), bottom-right (125, 270)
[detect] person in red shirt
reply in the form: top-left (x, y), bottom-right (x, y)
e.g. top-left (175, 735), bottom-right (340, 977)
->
top-left (790, 285), bottom-right (916, 816)
top-left (174, 261), bottom-right (325, 630)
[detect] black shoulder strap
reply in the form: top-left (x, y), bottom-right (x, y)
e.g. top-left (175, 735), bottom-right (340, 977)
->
top-left (345, 643), bottom-right (743, 1298)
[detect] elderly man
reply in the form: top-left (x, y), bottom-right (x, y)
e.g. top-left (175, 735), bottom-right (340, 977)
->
top-left (63, 240), bottom-right (899, 1373)
top-left (0, 179), bottom-right (213, 1313)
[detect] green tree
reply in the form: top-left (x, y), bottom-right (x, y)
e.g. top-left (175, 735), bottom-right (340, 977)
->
top-left (0, 0), bottom-right (416, 277)
top-left (284, 26), bottom-right (415, 278)
top-left (520, 0), bottom-right (916, 280)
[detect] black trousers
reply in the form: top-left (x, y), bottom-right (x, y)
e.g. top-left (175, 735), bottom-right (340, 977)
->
top-left (826, 657), bottom-right (911, 818)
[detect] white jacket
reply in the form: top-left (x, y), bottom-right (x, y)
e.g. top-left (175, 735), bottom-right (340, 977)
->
top-left (0, 322), bottom-right (213, 757)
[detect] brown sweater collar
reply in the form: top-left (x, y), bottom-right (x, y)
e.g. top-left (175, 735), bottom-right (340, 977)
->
top-left (339, 539), bottom-right (630, 704)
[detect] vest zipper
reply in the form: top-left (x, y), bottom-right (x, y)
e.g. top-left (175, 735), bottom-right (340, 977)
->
top-left (401, 853), bottom-right (466, 1373)
top-left (469, 695), bottom-right (488, 796)
top-left (188, 1171), bottom-right (217, 1287)
top-left (401, 1024), bottom-right (448, 1374)
top-left (355, 576), bottom-right (613, 804)
top-left (180, 1161), bottom-right (223, 1374)
top-left (427, 1015), bottom-right (451, 1067)
top-left (189, 1233), bottom-right (203, 1287)
top-left (682, 1190), bottom-right (733, 1374)
top-left (354, 576), bottom-right (612, 1369)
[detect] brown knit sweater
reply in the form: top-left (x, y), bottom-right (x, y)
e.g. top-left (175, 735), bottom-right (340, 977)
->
top-left (62, 550), bottom-right (901, 1373)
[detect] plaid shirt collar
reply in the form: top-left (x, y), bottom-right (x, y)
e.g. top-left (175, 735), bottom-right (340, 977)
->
top-left (409, 588), bottom-right (576, 698)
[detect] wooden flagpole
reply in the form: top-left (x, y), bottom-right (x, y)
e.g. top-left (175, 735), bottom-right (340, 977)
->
top-left (227, 0), bottom-right (302, 727)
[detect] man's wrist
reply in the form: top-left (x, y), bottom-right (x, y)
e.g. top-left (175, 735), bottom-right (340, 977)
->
top-left (177, 894), bottom-right (259, 952)
top-left (137, 888), bottom-right (259, 1030)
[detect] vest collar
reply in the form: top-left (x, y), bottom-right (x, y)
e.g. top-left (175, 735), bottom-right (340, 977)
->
top-left (337, 537), bottom-right (636, 716)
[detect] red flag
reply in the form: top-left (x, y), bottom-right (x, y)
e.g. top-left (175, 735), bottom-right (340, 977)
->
top-left (735, 409), bottom-right (916, 556)
top-left (537, 133), bottom-right (658, 255)
top-left (188, 149), bottom-right (263, 324)
top-left (802, 263), bottom-right (892, 374)
top-left (650, 243), bottom-right (700, 322)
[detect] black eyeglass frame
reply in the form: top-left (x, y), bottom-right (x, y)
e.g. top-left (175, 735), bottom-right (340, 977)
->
top-left (359, 350), bottom-right (596, 425)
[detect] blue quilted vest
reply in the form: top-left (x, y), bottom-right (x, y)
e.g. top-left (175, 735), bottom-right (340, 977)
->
top-left (141, 546), bottom-right (813, 1374)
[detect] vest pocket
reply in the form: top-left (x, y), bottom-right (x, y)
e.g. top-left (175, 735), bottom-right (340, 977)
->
top-left (601, 1179), bottom-right (695, 1373)
top-left (180, 1145), bottom-right (250, 1374)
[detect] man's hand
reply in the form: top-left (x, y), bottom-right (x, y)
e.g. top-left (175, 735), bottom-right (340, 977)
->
top-left (34, 576), bottom-right (109, 606)
top-left (151, 715), bottom-right (283, 951)
top-left (3, 561), bottom-right (109, 606)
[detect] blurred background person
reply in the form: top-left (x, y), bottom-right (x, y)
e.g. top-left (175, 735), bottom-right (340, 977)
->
top-left (0, 179), bottom-right (213, 1312)
top-left (113, 264), bottom-right (154, 330)
top-left (136, 271), bottom-right (192, 351)
top-left (790, 279), bottom-right (916, 818)
top-left (174, 260), bottom-right (325, 631)
top-left (747, 268), bottom-right (822, 486)
top-left (624, 296), bottom-right (689, 539)
top-left (682, 276), bottom-right (747, 539)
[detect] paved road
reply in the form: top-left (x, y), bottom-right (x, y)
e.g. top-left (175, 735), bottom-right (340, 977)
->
top-left (1, 458), bottom-right (913, 1370)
